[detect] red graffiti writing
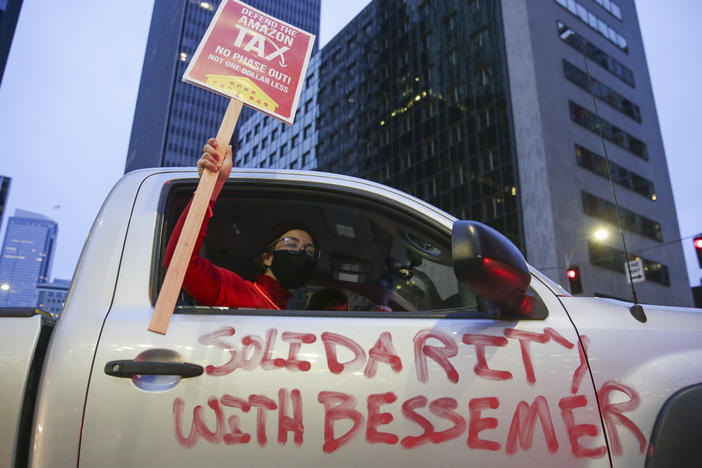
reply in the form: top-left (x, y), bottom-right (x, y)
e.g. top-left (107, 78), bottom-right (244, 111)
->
top-left (505, 396), bottom-right (558, 455)
top-left (413, 329), bottom-right (458, 383)
top-left (173, 397), bottom-right (224, 447)
top-left (364, 331), bottom-right (403, 378)
top-left (558, 395), bottom-right (607, 458)
top-left (199, 326), bottom-right (587, 386)
top-left (599, 381), bottom-right (646, 455)
top-left (198, 327), bottom-right (239, 377)
top-left (462, 334), bottom-right (511, 381)
top-left (174, 382), bottom-right (639, 460)
top-left (278, 332), bottom-right (316, 371)
top-left (174, 391), bottom-right (303, 448)
top-left (400, 396), bottom-right (432, 448)
top-left (321, 332), bottom-right (366, 374)
top-left (503, 329), bottom-right (549, 385)
top-left (367, 392), bottom-right (399, 444)
top-left (467, 397), bottom-right (501, 451)
top-left (430, 398), bottom-right (466, 444)
top-left (278, 388), bottom-right (304, 446)
top-left (220, 394), bottom-right (251, 444)
top-left (572, 336), bottom-right (590, 394)
top-left (186, 327), bottom-right (646, 460)
top-left (318, 391), bottom-right (363, 454)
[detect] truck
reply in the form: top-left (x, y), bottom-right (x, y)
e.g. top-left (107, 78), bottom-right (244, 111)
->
top-left (2, 167), bottom-right (701, 467)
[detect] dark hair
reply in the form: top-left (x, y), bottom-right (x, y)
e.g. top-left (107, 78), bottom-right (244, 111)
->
top-left (261, 222), bottom-right (317, 253)
top-left (253, 222), bottom-right (317, 274)
top-left (306, 288), bottom-right (348, 311)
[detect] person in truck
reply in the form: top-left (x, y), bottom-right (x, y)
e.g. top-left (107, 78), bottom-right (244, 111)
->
top-left (163, 138), bottom-right (321, 310)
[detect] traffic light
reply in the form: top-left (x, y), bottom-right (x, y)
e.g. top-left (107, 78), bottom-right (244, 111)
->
top-left (694, 235), bottom-right (702, 268)
top-left (567, 266), bottom-right (583, 295)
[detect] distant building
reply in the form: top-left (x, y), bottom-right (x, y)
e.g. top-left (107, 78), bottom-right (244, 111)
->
top-left (125, 0), bottom-right (321, 173)
top-left (0, 175), bottom-right (10, 227)
top-left (36, 278), bottom-right (71, 317)
top-left (0, 0), bottom-right (22, 85)
top-left (234, 0), bottom-right (691, 307)
top-left (0, 209), bottom-right (57, 307)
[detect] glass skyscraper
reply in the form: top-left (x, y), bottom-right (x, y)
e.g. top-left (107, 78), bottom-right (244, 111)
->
top-left (36, 278), bottom-right (71, 316)
top-left (0, 209), bottom-right (57, 307)
top-left (0, 175), bottom-right (10, 228)
top-left (125, 0), bottom-right (321, 173)
top-left (0, 0), bottom-right (22, 86)
top-left (317, 0), bottom-right (521, 244)
top-left (234, 53), bottom-right (320, 171)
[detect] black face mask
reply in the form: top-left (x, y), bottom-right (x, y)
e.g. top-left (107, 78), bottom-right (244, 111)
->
top-left (269, 250), bottom-right (315, 289)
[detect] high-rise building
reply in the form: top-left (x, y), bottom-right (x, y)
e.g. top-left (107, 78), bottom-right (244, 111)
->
top-left (234, 53), bottom-right (320, 170)
top-left (36, 278), bottom-right (71, 317)
top-left (0, 209), bottom-right (57, 307)
top-left (125, 0), bottom-right (321, 173)
top-left (0, 0), bottom-right (22, 86)
top-left (0, 175), bottom-right (10, 227)
top-left (235, 0), bottom-right (691, 307)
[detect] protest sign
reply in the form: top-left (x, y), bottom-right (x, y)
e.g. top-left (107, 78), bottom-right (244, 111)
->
top-left (150, 1), bottom-right (315, 334)
top-left (183, 0), bottom-right (315, 124)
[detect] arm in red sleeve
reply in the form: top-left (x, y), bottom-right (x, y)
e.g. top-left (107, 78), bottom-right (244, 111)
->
top-left (163, 195), bottom-right (267, 307)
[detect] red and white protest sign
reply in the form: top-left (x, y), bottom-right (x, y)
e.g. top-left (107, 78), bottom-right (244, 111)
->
top-left (183, 0), bottom-right (315, 124)
top-left (150, 1), bottom-right (315, 335)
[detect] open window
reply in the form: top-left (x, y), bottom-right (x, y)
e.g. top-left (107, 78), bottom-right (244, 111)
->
top-left (153, 179), bottom-right (484, 317)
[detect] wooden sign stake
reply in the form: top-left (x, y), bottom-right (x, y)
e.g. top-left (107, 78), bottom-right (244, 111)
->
top-left (149, 98), bottom-right (243, 334)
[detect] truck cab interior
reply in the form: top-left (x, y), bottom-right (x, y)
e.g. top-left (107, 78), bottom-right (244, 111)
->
top-left (155, 179), bottom-right (482, 316)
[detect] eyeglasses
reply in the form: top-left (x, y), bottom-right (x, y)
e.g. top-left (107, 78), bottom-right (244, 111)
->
top-left (270, 236), bottom-right (321, 261)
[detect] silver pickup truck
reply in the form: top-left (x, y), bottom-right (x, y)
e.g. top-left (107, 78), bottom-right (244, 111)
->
top-left (2, 168), bottom-right (701, 467)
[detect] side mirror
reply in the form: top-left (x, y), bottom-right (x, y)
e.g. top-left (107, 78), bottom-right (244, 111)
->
top-left (452, 220), bottom-right (535, 317)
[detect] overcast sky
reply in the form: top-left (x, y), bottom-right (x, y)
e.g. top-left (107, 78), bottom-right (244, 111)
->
top-left (0, 0), bottom-right (699, 287)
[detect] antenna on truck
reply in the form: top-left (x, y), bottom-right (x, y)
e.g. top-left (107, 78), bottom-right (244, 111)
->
top-left (579, 46), bottom-right (647, 323)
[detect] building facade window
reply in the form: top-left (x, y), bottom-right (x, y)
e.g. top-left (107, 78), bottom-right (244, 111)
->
top-left (581, 191), bottom-right (662, 241)
top-left (564, 60), bottom-right (641, 122)
top-left (554, 0), bottom-right (627, 51)
top-left (587, 242), bottom-right (670, 286)
top-left (569, 101), bottom-right (648, 159)
top-left (558, 21), bottom-right (634, 87)
top-left (592, 0), bottom-right (622, 21)
top-left (575, 145), bottom-right (655, 199)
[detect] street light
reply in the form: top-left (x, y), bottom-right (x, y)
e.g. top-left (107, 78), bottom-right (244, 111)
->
top-left (562, 226), bottom-right (611, 294)
top-left (593, 228), bottom-right (609, 241)
top-left (0, 284), bottom-right (9, 291)
top-left (565, 226), bottom-right (611, 266)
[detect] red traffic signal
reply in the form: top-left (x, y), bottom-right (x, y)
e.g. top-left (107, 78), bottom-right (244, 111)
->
top-left (567, 266), bottom-right (583, 295)
top-left (694, 235), bottom-right (702, 268)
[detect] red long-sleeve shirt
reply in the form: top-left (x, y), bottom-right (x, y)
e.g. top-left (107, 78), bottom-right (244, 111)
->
top-left (163, 197), bottom-right (291, 309)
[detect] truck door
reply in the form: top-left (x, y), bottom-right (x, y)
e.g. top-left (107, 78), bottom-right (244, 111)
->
top-left (78, 176), bottom-right (610, 467)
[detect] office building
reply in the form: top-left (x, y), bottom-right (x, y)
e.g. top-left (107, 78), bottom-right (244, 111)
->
top-left (234, 53), bottom-right (320, 170)
top-left (0, 0), bottom-right (22, 85)
top-left (0, 175), bottom-right (9, 227)
top-left (36, 278), bottom-right (71, 317)
top-left (125, 0), bottom-right (321, 173)
top-left (501, 0), bottom-right (689, 305)
top-left (0, 209), bottom-right (57, 307)
top-left (235, 0), bottom-right (691, 306)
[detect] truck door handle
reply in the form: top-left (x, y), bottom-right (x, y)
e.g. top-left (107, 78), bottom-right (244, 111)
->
top-left (104, 360), bottom-right (204, 378)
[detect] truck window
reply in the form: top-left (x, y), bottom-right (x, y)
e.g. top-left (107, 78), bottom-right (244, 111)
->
top-left (155, 181), bottom-right (481, 316)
